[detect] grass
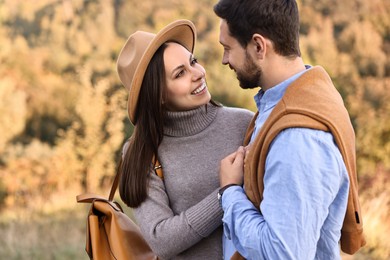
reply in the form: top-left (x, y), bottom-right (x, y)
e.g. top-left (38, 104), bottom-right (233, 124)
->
top-left (0, 194), bottom-right (137, 260)
top-left (0, 205), bottom-right (88, 260)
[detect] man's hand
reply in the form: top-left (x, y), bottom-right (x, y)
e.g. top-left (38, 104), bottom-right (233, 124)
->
top-left (219, 146), bottom-right (245, 187)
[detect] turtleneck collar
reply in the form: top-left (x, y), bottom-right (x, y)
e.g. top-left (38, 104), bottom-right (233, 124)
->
top-left (163, 103), bottom-right (219, 137)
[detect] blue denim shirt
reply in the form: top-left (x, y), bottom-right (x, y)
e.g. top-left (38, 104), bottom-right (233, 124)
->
top-left (222, 67), bottom-right (349, 259)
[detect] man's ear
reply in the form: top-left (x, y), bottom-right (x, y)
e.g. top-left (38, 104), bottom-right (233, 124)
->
top-left (251, 34), bottom-right (267, 60)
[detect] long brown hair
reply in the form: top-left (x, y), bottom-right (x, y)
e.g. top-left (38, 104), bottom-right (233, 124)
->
top-left (119, 43), bottom-right (168, 208)
top-left (119, 43), bottom-right (221, 208)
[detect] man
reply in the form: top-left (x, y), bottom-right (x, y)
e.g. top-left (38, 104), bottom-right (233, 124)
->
top-left (214, 0), bottom-right (366, 259)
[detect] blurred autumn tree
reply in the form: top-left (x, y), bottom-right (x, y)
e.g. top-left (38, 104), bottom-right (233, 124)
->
top-left (0, 0), bottom-right (127, 208)
top-left (0, 0), bottom-right (389, 257)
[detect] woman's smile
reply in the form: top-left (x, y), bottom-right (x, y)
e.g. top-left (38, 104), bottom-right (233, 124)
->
top-left (191, 82), bottom-right (207, 95)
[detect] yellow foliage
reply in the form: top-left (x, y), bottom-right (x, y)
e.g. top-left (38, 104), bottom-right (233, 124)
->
top-left (0, 78), bottom-right (27, 153)
top-left (55, 66), bottom-right (126, 193)
top-left (0, 140), bottom-right (56, 208)
top-left (339, 21), bottom-right (386, 77)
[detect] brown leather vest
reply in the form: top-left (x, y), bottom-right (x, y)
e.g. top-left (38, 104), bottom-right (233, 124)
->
top-left (232, 66), bottom-right (365, 259)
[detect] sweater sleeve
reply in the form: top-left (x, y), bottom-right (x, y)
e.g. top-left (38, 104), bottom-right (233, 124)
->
top-left (133, 172), bottom-right (223, 259)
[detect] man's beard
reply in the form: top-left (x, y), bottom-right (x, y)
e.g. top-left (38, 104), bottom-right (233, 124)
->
top-left (236, 51), bottom-right (261, 89)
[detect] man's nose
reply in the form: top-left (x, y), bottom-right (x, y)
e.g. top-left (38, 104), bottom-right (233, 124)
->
top-left (222, 52), bottom-right (229, 65)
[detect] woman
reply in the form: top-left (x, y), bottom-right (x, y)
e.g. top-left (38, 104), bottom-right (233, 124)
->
top-left (117, 20), bottom-right (253, 260)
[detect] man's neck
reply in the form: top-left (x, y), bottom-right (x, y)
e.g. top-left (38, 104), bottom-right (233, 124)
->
top-left (261, 56), bottom-right (306, 92)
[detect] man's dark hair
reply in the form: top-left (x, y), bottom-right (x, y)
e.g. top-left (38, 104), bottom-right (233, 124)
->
top-left (214, 0), bottom-right (301, 58)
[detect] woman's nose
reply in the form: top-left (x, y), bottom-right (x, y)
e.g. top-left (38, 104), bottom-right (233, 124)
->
top-left (192, 67), bottom-right (205, 81)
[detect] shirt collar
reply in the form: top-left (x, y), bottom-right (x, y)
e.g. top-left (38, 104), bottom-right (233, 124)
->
top-left (253, 65), bottom-right (312, 113)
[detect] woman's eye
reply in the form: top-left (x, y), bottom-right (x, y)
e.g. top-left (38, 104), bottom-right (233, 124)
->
top-left (176, 70), bottom-right (184, 78)
top-left (191, 57), bottom-right (198, 65)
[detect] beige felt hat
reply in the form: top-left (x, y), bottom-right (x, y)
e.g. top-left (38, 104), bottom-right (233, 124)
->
top-left (117, 19), bottom-right (196, 124)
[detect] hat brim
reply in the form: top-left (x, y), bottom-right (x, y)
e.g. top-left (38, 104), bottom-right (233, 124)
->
top-left (120, 20), bottom-right (196, 124)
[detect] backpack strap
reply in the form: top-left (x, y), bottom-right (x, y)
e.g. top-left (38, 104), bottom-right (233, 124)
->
top-left (151, 154), bottom-right (163, 179)
top-left (108, 156), bottom-right (124, 201)
top-left (153, 160), bottom-right (163, 180)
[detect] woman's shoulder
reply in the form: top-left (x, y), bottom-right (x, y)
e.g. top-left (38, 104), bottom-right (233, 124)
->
top-left (214, 105), bottom-right (254, 127)
top-left (213, 105), bottom-right (254, 134)
top-left (218, 105), bottom-right (255, 119)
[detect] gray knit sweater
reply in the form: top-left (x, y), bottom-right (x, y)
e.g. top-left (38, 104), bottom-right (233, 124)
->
top-left (133, 103), bottom-right (254, 260)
